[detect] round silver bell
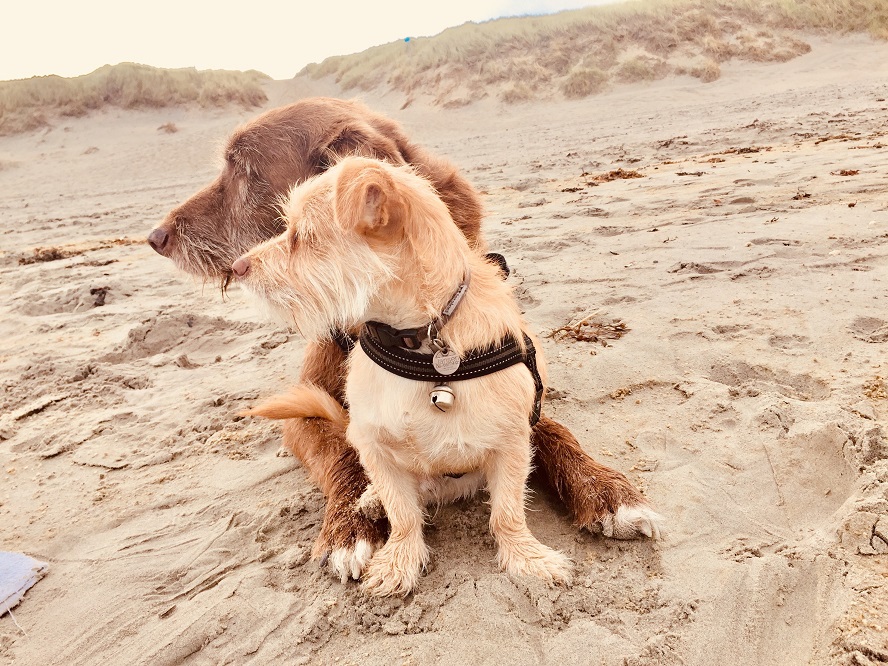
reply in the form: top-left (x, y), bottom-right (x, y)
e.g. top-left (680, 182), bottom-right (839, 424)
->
top-left (430, 384), bottom-right (455, 412)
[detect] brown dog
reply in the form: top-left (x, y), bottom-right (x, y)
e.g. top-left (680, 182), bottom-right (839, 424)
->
top-left (149, 97), bottom-right (660, 582)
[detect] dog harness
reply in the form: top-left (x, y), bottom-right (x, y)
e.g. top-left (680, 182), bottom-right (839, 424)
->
top-left (359, 327), bottom-right (544, 426)
top-left (330, 253), bottom-right (544, 426)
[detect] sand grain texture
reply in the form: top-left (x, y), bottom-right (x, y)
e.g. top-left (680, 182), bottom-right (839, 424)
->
top-left (1, 37), bottom-right (887, 665)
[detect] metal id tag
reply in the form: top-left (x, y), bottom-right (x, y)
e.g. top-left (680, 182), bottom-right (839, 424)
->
top-left (432, 348), bottom-right (461, 375)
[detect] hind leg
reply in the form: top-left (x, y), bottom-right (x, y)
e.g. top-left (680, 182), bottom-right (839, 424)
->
top-left (531, 416), bottom-right (663, 539)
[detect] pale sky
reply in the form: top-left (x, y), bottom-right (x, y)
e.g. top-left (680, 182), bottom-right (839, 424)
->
top-left (3, 1), bottom-right (619, 82)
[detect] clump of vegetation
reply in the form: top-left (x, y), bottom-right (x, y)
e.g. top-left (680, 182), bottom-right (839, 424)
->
top-left (561, 67), bottom-right (609, 98)
top-left (684, 57), bottom-right (721, 82)
top-left (0, 63), bottom-right (269, 136)
top-left (18, 246), bottom-right (73, 264)
top-left (863, 376), bottom-right (888, 400)
top-left (548, 314), bottom-right (630, 345)
top-left (499, 82), bottom-right (536, 104)
top-left (589, 168), bottom-right (644, 182)
top-left (18, 237), bottom-right (143, 265)
top-left (616, 55), bottom-right (668, 83)
top-left (300, 0), bottom-right (888, 106)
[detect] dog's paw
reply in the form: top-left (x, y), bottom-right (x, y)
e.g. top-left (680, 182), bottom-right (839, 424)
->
top-left (600, 504), bottom-right (664, 540)
top-left (497, 542), bottom-right (573, 585)
top-left (326, 539), bottom-right (377, 584)
top-left (361, 540), bottom-right (428, 597)
top-left (315, 500), bottom-right (387, 583)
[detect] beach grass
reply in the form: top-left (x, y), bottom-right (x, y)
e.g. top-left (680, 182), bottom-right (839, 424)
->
top-left (300, 0), bottom-right (888, 105)
top-left (0, 63), bottom-right (269, 135)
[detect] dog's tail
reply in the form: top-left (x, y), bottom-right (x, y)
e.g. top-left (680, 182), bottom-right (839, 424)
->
top-left (242, 384), bottom-right (348, 427)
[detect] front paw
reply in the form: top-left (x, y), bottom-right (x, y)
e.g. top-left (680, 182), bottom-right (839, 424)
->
top-left (315, 504), bottom-right (387, 584)
top-left (599, 504), bottom-right (664, 540)
top-left (497, 542), bottom-right (573, 585)
top-left (362, 539), bottom-right (429, 597)
top-left (326, 539), bottom-right (377, 584)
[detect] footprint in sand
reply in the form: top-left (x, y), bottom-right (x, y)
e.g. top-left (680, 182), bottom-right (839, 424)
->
top-left (101, 313), bottom-right (262, 364)
top-left (849, 315), bottom-right (888, 343)
top-left (709, 359), bottom-right (830, 401)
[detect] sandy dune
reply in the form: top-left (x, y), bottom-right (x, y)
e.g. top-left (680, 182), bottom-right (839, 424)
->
top-left (1, 35), bottom-right (887, 665)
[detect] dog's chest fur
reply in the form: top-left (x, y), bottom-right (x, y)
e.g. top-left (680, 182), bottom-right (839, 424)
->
top-left (346, 348), bottom-right (535, 475)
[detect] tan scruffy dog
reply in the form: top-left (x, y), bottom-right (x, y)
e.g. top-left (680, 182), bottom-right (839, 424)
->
top-left (233, 156), bottom-right (573, 595)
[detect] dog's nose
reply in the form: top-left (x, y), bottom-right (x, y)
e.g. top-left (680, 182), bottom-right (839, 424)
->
top-left (147, 227), bottom-right (169, 255)
top-left (232, 257), bottom-right (251, 278)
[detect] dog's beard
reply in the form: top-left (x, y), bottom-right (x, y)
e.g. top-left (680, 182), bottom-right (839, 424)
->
top-left (238, 281), bottom-right (303, 331)
top-left (172, 216), bottom-right (278, 294)
top-left (168, 226), bottom-right (238, 290)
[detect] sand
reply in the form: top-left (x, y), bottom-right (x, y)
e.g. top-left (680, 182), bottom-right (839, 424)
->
top-left (1, 34), bottom-right (887, 665)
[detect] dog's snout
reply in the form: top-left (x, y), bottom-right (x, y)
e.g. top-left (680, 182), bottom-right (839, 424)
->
top-left (232, 257), bottom-right (251, 278)
top-left (147, 227), bottom-right (170, 255)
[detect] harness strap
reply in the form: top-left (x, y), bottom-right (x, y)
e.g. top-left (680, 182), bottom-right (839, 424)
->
top-left (331, 329), bottom-right (356, 355)
top-left (363, 321), bottom-right (425, 351)
top-left (522, 339), bottom-right (545, 426)
top-left (359, 331), bottom-right (544, 426)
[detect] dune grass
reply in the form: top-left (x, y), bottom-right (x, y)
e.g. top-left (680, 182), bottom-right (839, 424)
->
top-left (301, 0), bottom-right (888, 106)
top-left (0, 63), bottom-right (270, 136)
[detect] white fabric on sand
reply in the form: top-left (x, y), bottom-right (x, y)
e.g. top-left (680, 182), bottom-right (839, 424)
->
top-left (0, 552), bottom-right (48, 613)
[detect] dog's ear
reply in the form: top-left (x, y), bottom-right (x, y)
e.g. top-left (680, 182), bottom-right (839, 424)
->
top-left (334, 159), bottom-right (404, 240)
top-left (226, 132), bottom-right (260, 178)
top-left (319, 122), bottom-right (408, 172)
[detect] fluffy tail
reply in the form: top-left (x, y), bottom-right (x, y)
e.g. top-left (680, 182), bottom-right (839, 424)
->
top-left (242, 384), bottom-right (348, 427)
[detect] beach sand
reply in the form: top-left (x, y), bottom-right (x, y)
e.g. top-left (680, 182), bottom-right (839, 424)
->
top-left (1, 34), bottom-right (887, 665)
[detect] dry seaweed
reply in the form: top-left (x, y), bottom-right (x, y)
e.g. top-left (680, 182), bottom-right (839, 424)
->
top-left (18, 237), bottom-right (141, 265)
top-left (549, 313), bottom-right (630, 345)
top-left (587, 168), bottom-right (644, 183)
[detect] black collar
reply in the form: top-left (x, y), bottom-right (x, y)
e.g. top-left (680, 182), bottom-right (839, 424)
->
top-left (358, 267), bottom-right (471, 355)
top-left (330, 252), bottom-right (509, 356)
top-left (362, 320), bottom-right (430, 351)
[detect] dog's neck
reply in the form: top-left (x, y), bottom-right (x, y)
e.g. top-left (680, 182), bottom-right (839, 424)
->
top-left (366, 250), bottom-right (525, 357)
